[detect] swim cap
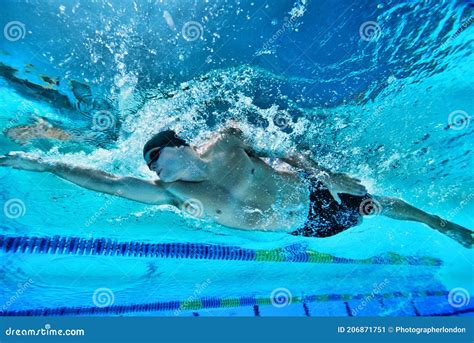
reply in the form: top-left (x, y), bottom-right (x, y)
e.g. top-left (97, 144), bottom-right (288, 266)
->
top-left (143, 130), bottom-right (189, 167)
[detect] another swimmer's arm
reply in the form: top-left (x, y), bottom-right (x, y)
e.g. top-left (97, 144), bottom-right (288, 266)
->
top-left (0, 152), bottom-right (175, 205)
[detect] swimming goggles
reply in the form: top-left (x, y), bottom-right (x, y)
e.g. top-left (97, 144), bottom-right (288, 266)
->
top-left (145, 147), bottom-right (162, 170)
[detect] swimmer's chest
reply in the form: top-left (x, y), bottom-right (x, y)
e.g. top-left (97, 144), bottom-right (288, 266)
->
top-left (167, 150), bottom-right (304, 229)
top-left (171, 148), bottom-right (274, 207)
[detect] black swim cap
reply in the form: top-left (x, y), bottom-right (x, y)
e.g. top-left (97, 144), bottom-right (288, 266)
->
top-left (143, 130), bottom-right (189, 164)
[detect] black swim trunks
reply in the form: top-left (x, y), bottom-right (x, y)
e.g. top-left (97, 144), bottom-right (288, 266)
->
top-left (291, 180), bottom-right (373, 238)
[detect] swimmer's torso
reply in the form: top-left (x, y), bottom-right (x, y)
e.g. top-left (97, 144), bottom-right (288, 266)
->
top-left (161, 139), bottom-right (310, 232)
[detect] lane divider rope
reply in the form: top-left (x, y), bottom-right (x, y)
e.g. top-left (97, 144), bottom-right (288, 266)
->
top-left (0, 234), bottom-right (443, 266)
top-left (1, 290), bottom-right (452, 316)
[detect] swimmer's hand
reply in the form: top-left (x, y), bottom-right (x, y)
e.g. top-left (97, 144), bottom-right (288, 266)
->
top-left (221, 120), bottom-right (244, 138)
top-left (316, 172), bottom-right (367, 204)
top-left (0, 152), bottom-right (50, 172)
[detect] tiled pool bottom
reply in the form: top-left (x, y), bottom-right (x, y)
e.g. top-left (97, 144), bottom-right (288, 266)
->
top-left (1, 234), bottom-right (471, 317)
top-left (3, 291), bottom-right (473, 317)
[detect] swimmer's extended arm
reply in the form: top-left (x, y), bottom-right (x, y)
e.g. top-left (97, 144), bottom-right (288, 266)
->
top-left (0, 152), bottom-right (175, 205)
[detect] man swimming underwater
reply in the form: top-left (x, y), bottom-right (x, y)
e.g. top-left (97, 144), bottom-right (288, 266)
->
top-left (0, 127), bottom-right (472, 248)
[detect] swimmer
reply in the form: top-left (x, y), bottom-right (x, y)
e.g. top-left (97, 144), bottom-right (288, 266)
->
top-left (5, 116), bottom-right (72, 145)
top-left (0, 126), bottom-right (472, 248)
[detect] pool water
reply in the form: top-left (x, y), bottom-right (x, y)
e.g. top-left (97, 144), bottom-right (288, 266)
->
top-left (0, 0), bottom-right (473, 316)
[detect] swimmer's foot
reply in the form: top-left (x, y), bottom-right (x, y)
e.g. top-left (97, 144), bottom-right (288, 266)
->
top-left (430, 216), bottom-right (473, 249)
top-left (375, 196), bottom-right (472, 248)
top-left (5, 116), bottom-right (72, 144)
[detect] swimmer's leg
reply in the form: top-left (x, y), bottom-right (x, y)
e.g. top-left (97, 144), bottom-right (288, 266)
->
top-left (374, 196), bottom-right (472, 248)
